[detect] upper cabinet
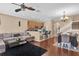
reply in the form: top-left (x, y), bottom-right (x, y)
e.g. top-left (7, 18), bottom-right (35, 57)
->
top-left (27, 20), bottom-right (44, 30)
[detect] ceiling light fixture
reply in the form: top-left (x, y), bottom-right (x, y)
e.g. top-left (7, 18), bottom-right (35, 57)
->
top-left (61, 11), bottom-right (69, 22)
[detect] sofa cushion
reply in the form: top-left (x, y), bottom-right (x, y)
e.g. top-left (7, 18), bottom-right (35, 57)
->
top-left (3, 33), bottom-right (12, 38)
top-left (0, 34), bottom-right (3, 39)
top-left (13, 33), bottom-right (20, 37)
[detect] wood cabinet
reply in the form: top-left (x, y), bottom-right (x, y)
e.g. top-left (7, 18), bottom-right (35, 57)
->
top-left (27, 20), bottom-right (44, 30)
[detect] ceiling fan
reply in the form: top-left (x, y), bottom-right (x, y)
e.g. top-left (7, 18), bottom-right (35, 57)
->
top-left (60, 11), bottom-right (69, 22)
top-left (12, 3), bottom-right (39, 12)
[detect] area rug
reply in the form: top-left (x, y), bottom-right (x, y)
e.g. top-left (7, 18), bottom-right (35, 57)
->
top-left (53, 42), bottom-right (79, 52)
top-left (1, 42), bottom-right (47, 56)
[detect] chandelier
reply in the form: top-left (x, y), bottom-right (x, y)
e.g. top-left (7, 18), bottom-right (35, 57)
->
top-left (61, 11), bottom-right (69, 21)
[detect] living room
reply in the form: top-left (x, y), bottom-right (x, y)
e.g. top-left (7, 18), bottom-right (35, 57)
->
top-left (0, 3), bottom-right (79, 56)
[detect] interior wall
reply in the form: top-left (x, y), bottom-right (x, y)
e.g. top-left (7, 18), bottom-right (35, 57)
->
top-left (0, 14), bottom-right (28, 33)
top-left (55, 16), bottom-right (79, 41)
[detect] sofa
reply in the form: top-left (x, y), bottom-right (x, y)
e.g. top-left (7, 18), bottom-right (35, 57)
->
top-left (0, 32), bottom-right (35, 53)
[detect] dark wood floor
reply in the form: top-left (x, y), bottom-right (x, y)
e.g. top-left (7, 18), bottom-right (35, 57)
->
top-left (32, 37), bottom-right (79, 56)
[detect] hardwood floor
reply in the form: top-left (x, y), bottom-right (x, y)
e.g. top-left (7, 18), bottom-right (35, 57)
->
top-left (31, 37), bottom-right (79, 56)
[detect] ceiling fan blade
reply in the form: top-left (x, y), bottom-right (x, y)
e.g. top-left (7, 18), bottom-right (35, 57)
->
top-left (15, 8), bottom-right (21, 12)
top-left (12, 3), bottom-right (21, 6)
top-left (25, 7), bottom-right (35, 11)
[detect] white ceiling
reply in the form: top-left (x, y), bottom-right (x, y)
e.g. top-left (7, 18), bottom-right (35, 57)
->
top-left (0, 3), bottom-right (79, 21)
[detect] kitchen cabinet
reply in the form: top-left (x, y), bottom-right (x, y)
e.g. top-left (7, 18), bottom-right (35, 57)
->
top-left (27, 20), bottom-right (44, 30)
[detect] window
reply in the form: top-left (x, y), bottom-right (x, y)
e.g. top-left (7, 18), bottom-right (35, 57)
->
top-left (72, 22), bottom-right (79, 29)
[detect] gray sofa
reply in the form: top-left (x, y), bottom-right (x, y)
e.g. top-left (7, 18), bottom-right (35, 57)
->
top-left (0, 32), bottom-right (34, 53)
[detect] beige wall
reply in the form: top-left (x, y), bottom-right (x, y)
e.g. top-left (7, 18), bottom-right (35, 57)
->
top-left (0, 14), bottom-right (28, 33)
